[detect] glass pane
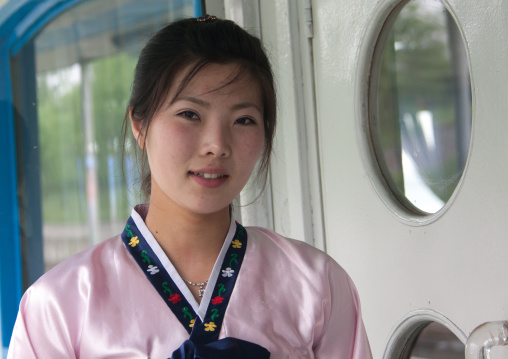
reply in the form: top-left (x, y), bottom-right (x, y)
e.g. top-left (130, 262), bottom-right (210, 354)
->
top-left (15, 0), bottom-right (194, 276)
top-left (408, 322), bottom-right (464, 359)
top-left (372, 0), bottom-right (472, 214)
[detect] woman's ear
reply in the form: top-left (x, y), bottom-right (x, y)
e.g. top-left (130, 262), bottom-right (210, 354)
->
top-left (130, 108), bottom-right (145, 149)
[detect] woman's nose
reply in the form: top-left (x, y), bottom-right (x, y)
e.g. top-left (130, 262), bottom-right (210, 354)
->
top-left (201, 123), bottom-right (231, 158)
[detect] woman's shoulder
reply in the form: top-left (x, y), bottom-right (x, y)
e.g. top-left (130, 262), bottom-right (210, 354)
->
top-left (244, 225), bottom-right (350, 280)
top-left (246, 226), bottom-right (334, 258)
top-left (246, 226), bottom-right (319, 250)
top-left (11, 235), bottom-right (129, 345)
top-left (28, 234), bottom-right (128, 297)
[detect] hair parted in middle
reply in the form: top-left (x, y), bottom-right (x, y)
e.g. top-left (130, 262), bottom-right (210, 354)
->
top-left (122, 17), bottom-right (277, 200)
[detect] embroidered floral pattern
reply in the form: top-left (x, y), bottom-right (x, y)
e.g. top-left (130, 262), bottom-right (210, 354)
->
top-left (222, 267), bottom-right (235, 277)
top-left (182, 307), bottom-right (193, 319)
top-left (162, 282), bottom-right (172, 294)
top-left (211, 309), bottom-right (219, 321)
top-left (125, 224), bottom-right (133, 238)
top-left (229, 253), bottom-right (238, 267)
top-left (146, 265), bottom-right (159, 275)
top-left (141, 251), bottom-right (151, 265)
top-left (122, 218), bottom-right (248, 338)
top-left (168, 293), bottom-right (182, 304)
top-left (211, 296), bottom-right (224, 305)
top-left (128, 236), bottom-right (139, 247)
top-left (238, 226), bottom-right (246, 236)
top-left (204, 322), bottom-right (217, 331)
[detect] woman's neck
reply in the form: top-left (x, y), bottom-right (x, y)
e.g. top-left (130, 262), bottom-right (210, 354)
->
top-left (144, 197), bottom-right (231, 286)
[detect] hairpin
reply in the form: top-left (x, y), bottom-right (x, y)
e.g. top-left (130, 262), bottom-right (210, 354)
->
top-left (197, 14), bottom-right (217, 22)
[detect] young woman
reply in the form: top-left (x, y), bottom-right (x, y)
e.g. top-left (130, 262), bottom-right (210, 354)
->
top-left (8, 16), bottom-right (372, 358)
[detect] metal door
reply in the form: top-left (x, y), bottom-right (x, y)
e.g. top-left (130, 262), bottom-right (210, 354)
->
top-left (308, 0), bottom-right (508, 357)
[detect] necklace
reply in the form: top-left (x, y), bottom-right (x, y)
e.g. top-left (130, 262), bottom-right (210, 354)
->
top-left (182, 278), bottom-right (208, 297)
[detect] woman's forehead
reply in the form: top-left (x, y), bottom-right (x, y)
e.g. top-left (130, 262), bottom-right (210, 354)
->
top-left (169, 62), bottom-right (262, 104)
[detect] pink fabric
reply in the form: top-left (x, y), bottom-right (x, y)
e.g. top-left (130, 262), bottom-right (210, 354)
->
top-left (8, 222), bottom-right (372, 358)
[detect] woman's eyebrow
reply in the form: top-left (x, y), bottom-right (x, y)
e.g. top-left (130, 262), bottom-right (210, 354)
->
top-left (231, 102), bottom-right (262, 113)
top-left (178, 96), bottom-right (209, 107)
top-left (176, 97), bottom-right (262, 113)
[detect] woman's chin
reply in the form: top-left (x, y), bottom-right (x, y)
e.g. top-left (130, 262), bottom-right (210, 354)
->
top-left (181, 202), bottom-right (231, 217)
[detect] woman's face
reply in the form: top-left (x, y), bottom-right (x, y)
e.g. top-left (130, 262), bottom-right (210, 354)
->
top-left (132, 63), bottom-right (265, 216)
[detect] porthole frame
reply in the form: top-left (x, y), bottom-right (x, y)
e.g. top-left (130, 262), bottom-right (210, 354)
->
top-left (354, 0), bottom-right (476, 225)
top-left (383, 309), bottom-right (467, 359)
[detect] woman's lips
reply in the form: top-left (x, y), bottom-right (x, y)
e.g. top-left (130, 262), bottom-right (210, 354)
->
top-left (189, 171), bottom-right (229, 188)
top-left (189, 171), bottom-right (226, 179)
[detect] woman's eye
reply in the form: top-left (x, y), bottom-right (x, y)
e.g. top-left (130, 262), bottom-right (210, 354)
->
top-left (178, 110), bottom-right (199, 120)
top-left (235, 117), bottom-right (255, 125)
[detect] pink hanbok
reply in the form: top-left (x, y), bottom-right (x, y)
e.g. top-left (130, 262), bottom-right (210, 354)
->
top-left (8, 205), bottom-right (372, 358)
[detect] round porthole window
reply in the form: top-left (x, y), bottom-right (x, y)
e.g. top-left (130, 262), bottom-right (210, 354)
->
top-left (404, 322), bottom-right (465, 359)
top-left (383, 311), bottom-right (466, 359)
top-left (369, 0), bottom-right (472, 215)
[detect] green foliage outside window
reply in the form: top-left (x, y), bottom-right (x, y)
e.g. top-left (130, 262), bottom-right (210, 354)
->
top-left (37, 52), bottom-right (138, 224)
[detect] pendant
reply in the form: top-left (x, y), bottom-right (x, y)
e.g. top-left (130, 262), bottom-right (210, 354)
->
top-left (198, 287), bottom-right (205, 297)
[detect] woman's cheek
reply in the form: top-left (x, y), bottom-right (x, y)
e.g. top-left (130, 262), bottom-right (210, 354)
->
top-left (244, 133), bottom-right (265, 161)
top-left (162, 123), bottom-right (196, 154)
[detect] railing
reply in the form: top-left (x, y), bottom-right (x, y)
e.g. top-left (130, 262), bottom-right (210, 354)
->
top-left (466, 321), bottom-right (508, 359)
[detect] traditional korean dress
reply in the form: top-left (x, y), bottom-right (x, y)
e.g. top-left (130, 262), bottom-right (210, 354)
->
top-left (8, 204), bottom-right (372, 358)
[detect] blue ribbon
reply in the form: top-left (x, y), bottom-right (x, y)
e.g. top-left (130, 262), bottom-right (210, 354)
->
top-left (169, 318), bottom-right (270, 359)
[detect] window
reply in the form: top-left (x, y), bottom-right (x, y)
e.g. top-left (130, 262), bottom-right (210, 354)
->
top-left (370, 0), bottom-right (472, 215)
top-left (384, 312), bottom-right (466, 359)
top-left (406, 322), bottom-right (464, 359)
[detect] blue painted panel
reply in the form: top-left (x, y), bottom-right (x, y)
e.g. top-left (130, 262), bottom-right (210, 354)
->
top-left (0, 2), bottom-right (42, 352)
top-left (0, 0), bottom-right (75, 351)
top-left (12, 40), bottom-right (45, 291)
top-left (0, 1), bottom-right (35, 35)
top-left (194, 0), bottom-right (202, 17)
top-left (11, 0), bottom-right (81, 55)
top-left (0, 3), bottom-right (38, 353)
top-left (0, 45), bottom-right (23, 352)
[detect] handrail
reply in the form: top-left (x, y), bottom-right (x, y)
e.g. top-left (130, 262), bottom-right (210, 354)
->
top-left (466, 321), bottom-right (508, 359)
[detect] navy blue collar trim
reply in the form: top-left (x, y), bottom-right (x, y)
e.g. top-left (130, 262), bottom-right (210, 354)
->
top-left (121, 217), bottom-right (248, 341)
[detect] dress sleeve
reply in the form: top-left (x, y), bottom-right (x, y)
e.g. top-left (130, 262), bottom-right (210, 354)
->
top-left (312, 262), bottom-right (373, 359)
top-left (7, 285), bottom-right (78, 359)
